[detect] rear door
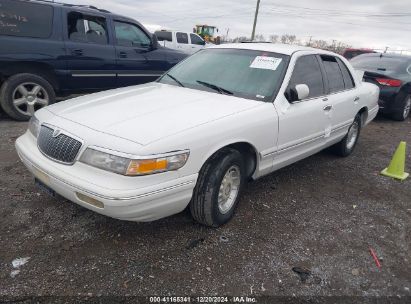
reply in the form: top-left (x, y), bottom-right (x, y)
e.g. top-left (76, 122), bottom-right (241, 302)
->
top-left (113, 19), bottom-right (166, 87)
top-left (275, 54), bottom-right (329, 167)
top-left (63, 9), bottom-right (117, 90)
top-left (319, 55), bottom-right (357, 143)
top-left (175, 32), bottom-right (191, 53)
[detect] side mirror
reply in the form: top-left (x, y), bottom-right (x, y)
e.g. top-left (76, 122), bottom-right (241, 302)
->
top-left (295, 84), bottom-right (310, 101)
top-left (151, 34), bottom-right (159, 50)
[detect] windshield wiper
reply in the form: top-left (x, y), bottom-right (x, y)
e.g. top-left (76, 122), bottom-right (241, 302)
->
top-left (196, 80), bottom-right (233, 95)
top-left (165, 73), bottom-right (184, 87)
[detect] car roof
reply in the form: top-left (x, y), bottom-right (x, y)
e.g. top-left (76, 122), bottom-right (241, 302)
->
top-left (354, 52), bottom-right (411, 60)
top-left (209, 43), bottom-right (336, 56)
top-left (27, 0), bottom-right (112, 15)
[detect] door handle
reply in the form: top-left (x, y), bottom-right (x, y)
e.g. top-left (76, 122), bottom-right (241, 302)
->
top-left (71, 49), bottom-right (83, 56)
top-left (118, 51), bottom-right (127, 58)
top-left (354, 96), bottom-right (360, 102)
top-left (323, 105), bottom-right (333, 111)
top-left (322, 97), bottom-right (329, 102)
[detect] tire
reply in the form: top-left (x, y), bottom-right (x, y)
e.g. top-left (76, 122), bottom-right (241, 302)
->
top-left (391, 94), bottom-right (411, 121)
top-left (0, 73), bottom-right (56, 121)
top-left (190, 148), bottom-right (245, 227)
top-left (332, 114), bottom-right (362, 157)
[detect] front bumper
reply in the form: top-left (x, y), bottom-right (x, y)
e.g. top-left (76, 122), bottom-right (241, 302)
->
top-left (15, 132), bottom-right (198, 222)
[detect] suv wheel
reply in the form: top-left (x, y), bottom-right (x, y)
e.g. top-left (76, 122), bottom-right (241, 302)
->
top-left (391, 94), bottom-right (411, 121)
top-left (0, 73), bottom-right (55, 121)
top-left (332, 114), bottom-right (362, 157)
top-left (190, 148), bottom-right (245, 227)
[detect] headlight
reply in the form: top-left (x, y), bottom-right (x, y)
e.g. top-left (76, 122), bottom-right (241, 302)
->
top-left (80, 148), bottom-right (189, 176)
top-left (28, 116), bottom-right (40, 138)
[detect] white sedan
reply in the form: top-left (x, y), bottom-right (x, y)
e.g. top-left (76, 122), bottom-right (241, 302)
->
top-left (15, 44), bottom-right (379, 227)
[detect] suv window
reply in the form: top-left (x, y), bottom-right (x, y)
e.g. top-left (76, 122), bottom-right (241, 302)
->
top-left (0, 0), bottom-right (53, 38)
top-left (321, 56), bottom-right (345, 93)
top-left (67, 12), bottom-right (108, 44)
top-left (176, 32), bottom-right (188, 44)
top-left (286, 55), bottom-right (324, 101)
top-left (337, 58), bottom-right (355, 89)
top-left (155, 31), bottom-right (172, 42)
top-left (190, 33), bottom-right (205, 45)
top-left (114, 21), bottom-right (151, 47)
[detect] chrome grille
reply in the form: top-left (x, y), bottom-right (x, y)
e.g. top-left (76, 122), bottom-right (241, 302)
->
top-left (38, 125), bottom-right (82, 164)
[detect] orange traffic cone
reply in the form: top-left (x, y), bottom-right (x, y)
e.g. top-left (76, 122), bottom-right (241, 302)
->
top-left (381, 141), bottom-right (409, 181)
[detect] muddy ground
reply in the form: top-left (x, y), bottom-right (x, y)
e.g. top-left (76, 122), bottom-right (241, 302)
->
top-left (0, 110), bottom-right (410, 302)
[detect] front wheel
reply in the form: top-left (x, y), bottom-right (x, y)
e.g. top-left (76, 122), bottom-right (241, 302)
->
top-left (332, 114), bottom-right (362, 157)
top-left (190, 148), bottom-right (245, 227)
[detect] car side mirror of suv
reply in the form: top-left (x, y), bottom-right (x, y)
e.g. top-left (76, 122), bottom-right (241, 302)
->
top-left (151, 34), bottom-right (159, 50)
top-left (295, 84), bottom-right (310, 101)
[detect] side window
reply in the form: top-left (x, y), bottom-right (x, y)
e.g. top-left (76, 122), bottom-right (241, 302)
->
top-left (337, 58), bottom-right (355, 89)
top-left (0, 0), bottom-right (53, 38)
top-left (321, 56), bottom-right (345, 93)
top-left (176, 32), bottom-right (188, 44)
top-left (190, 34), bottom-right (205, 45)
top-left (67, 12), bottom-right (108, 44)
top-left (114, 21), bottom-right (151, 47)
top-left (286, 55), bottom-right (325, 102)
top-left (154, 31), bottom-right (172, 42)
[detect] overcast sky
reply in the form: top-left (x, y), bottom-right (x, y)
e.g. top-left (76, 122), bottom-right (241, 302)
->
top-left (60, 0), bottom-right (411, 52)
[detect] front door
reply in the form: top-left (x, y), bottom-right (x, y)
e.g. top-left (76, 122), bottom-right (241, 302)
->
top-left (113, 20), bottom-right (166, 87)
top-left (63, 10), bottom-right (117, 91)
top-left (274, 54), bottom-right (329, 169)
top-left (189, 33), bottom-right (205, 54)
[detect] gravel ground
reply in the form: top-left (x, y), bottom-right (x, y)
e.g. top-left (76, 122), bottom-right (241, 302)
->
top-left (0, 111), bottom-right (410, 302)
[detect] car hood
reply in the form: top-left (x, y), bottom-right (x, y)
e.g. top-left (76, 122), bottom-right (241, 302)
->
top-left (46, 83), bottom-right (263, 145)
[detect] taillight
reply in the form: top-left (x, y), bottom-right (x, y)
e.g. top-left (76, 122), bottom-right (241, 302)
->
top-left (375, 78), bottom-right (402, 87)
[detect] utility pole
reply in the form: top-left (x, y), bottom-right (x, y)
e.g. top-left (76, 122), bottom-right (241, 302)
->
top-left (251, 0), bottom-right (261, 41)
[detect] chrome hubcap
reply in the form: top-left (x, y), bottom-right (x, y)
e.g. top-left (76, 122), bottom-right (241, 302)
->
top-left (12, 83), bottom-right (49, 116)
top-left (218, 165), bottom-right (241, 214)
top-left (346, 121), bottom-right (359, 150)
top-left (404, 97), bottom-right (411, 119)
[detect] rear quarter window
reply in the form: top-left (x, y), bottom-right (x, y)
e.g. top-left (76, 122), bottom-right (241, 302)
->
top-left (337, 58), bottom-right (355, 89)
top-left (155, 31), bottom-right (172, 42)
top-left (0, 0), bottom-right (53, 38)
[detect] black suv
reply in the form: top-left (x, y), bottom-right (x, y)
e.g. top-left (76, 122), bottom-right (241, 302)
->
top-left (0, 0), bottom-right (187, 120)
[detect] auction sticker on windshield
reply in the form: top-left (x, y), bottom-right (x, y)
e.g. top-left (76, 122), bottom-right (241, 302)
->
top-left (250, 56), bottom-right (282, 70)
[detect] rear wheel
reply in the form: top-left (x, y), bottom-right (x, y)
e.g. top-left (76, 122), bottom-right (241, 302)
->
top-left (190, 148), bottom-right (245, 227)
top-left (391, 94), bottom-right (411, 121)
top-left (332, 114), bottom-right (362, 157)
top-left (0, 73), bottom-right (55, 121)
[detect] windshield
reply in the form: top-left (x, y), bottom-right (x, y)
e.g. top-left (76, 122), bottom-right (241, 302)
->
top-left (158, 48), bottom-right (289, 101)
top-left (351, 55), bottom-right (411, 75)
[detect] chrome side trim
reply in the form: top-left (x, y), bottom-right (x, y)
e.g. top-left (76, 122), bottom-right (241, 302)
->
top-left (117, 74), bottom-right (162, 77)
top-left (72, 74), bottom-right (116, 77)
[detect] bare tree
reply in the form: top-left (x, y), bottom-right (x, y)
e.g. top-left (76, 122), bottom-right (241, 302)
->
top-left (280, 34), bottom-right (297, 44)
top-left (269, 34), bottom-right (279, 43)
top-left (254, 34), bottom-right (265, 42)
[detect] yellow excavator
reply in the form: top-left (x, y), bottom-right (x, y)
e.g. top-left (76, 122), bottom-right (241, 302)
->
top-left (194, 25), bottom-right (220, 44)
